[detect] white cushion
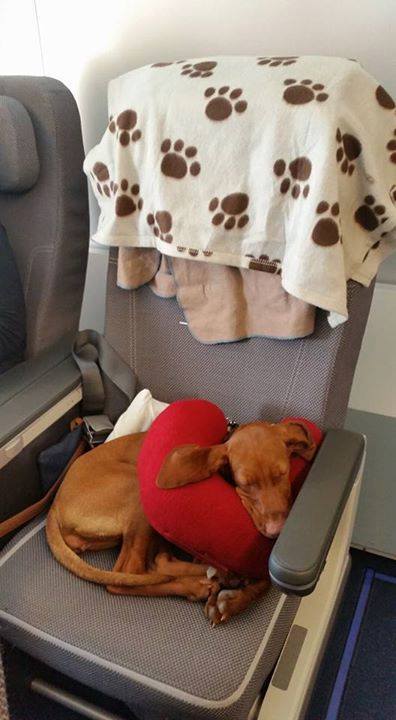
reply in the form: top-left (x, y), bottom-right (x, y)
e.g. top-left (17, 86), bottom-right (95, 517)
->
top-left (106, 389), bottom-right (168, 442)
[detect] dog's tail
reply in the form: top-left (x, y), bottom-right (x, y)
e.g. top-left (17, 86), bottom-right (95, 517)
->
top-left (46, 508), bottom-right (168, 587)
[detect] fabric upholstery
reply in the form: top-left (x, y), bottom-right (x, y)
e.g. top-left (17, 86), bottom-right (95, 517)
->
top-left (116, 251), bottom-right (315, 342)
top-left (0, 223), bottom-right (26, 373)
top-left (105, 252), bottom-right (374, 430)
top-left (0, 518), bottom-right (299, 720)
top-left (0, 76), bottom-right (89, 359)
top-left (171, 257), bottom-right (316, 342)
top-left (0, 95), bottom-right (39, 192)
top-left (84, 56), bottom-right (395, 328)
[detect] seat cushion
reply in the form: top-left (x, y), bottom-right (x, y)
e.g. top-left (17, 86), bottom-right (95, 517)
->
top-left (0, 517), bottom-right (299, 720)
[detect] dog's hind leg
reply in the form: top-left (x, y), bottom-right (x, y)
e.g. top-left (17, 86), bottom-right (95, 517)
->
top-left (152, 552), bottom-right (209, 577)
top-left (64, 534), bottom-right (119, 554)
top-left (107, 575), bottom-right (219, 600)
top-left (106, 526), bottom-right (155, 593)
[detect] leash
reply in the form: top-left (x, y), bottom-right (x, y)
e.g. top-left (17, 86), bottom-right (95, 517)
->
top-left (0, 438), bottom-right (87, 540)
top-left (0, 332), bottom-right (138, 542)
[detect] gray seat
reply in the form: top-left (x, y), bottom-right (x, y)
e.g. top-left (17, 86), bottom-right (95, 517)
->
top-left (0, 76), bottom-right (89, 534)
top-left (0, 516), bottom-right (299, 720)
top-left (0, 76), bottom-right (89, 360)
top-left (0, 76), bottom-right (375, 720)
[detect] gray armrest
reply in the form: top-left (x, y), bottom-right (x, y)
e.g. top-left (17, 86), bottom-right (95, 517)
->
top-left (269, 429), bottom-right (365, 596)
top-left (0, 339), bottom-right (81, 447)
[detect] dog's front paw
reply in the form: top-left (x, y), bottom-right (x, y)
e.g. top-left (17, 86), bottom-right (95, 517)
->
top-left (204, 588), bottom-right (222, 626)
top-left (215, 588), bottom-right (252, 622)
top-left (204, 588), bottom-right (255, 625)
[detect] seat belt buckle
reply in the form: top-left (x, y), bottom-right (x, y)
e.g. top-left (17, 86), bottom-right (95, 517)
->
top-left (82, 415), bottom-right (114, 448)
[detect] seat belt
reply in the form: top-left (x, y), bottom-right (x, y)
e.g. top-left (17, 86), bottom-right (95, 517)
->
top-left (72, 329), bottom-right (137, 415)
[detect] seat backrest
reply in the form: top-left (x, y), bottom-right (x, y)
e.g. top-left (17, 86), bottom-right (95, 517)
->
top-left (105, 252), bottom-right (374, 429)
top-left (0, 76), bottom-right (89, 360)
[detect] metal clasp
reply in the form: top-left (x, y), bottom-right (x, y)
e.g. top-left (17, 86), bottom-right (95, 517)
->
top-left (82, 415), bottom-right (114, 448)
top-left (226, 418), bottom-right (239, 438)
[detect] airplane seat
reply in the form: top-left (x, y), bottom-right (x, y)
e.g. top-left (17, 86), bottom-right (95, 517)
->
top-left (0, 76), bottom-right (88, 547)
top-left (0, 76), bottom-right (376, 720)
top-left (0, 75), bottom-right (89, 361)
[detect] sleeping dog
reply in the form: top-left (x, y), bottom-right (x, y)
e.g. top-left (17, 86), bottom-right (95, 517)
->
top-left (46, 420), bottom-right (315, 624)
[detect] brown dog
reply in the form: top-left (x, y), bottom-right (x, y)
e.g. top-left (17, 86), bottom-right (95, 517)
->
top-left (46, 421), bottom-right (315, 624)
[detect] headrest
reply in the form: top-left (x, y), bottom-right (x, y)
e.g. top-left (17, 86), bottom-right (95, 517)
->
top-left (0, 96), bottom-right (40, 192)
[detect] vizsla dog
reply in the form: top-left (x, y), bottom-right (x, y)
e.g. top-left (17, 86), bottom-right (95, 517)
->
top-left (46, 421), bottom-right (315, 624)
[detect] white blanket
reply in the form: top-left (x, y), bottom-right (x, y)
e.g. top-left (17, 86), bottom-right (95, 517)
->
top-left (84, 55), bottom-right (396, 325)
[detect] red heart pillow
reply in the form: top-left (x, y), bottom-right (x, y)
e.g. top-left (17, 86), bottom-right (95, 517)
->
top-left (138, 399), bottom-right (322, 579)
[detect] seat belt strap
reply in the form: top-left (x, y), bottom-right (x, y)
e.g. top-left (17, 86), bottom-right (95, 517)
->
top-left (72, 330), bottom-right (137, 414)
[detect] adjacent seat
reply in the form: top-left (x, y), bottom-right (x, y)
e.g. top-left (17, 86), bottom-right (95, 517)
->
top-left (0, 75), bottom-right (89, 360)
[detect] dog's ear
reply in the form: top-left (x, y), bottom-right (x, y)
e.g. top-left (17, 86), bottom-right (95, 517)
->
top-left (156, 443), bottom-right (229, 489)
top-left (279, 422), bottom-right (317, 461)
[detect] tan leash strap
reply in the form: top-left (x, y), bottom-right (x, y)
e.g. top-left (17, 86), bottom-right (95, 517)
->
top-left (0, 439), bottom-right (87, 540)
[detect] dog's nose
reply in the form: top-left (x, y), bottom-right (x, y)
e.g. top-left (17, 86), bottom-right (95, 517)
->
top-left (263, 517), bottom-right (286, 538)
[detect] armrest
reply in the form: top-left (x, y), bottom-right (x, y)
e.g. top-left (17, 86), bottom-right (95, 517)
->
top-left (269, 429), bottom-right (365, 596)
top-left (0, 338), bottom-right (81, 447)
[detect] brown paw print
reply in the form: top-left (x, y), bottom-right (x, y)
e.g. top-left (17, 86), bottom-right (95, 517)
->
top-left (312, 201), bottom-right (340, 246)
top-left (390, 185), bottom-right (396, 203)
top-left (209, 193), bottom-right (249, 229)
top-left (92, 163), bottom-right (119, 200)
top-left (273, 156), bottom-right (311, 198)
top-left (181, 61), bottom-right (217, 78)
top-left (375, 85), bottom-right (395, 110)
top-left (91, 165), bottom-right (143, 216)
top-left (354, 195), bottom-right (389, 236)
top-left (204, 87), bottom-right (247, 121)
top-left (91, 162), bottom-right (111, 195)
top-left (283, 79), bottom-right (328, 105)
top-left (336, 129), bottom-right (362, 175)
top-left (115, 180), bottom-right (143, 217)
top-left (258, 56), bottom-right (298, 67)
top-left (160, 139), bottom-right (200, 179)
top-left (246, 254), bottom-right (282, 274)
top-left (175, 246), bottom-right (212, 257)
top-left (147, 210), bottom-right (173, 243)
top-left (109, 110), bottom-right (142, 146)
top-left (386, 130), bottom-right (396, 164)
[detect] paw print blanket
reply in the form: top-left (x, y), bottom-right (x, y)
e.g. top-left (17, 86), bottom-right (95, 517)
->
top-left (84, 55), bottom-right (396, 325)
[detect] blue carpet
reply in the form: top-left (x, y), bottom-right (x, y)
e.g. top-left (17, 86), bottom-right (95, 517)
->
top-left (306, 549), bottom-right (396, 720)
